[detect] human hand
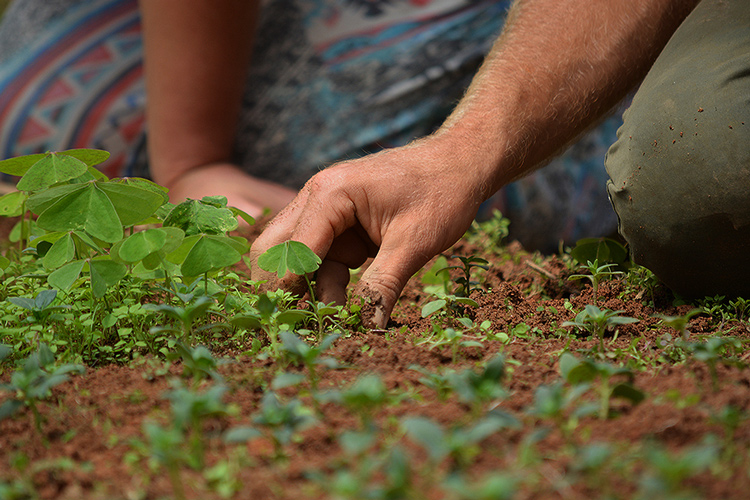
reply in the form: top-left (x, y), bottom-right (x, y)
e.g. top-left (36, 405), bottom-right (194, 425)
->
top-left (249, 135), bottom-right (490, 329)
top-left (164, 162), bottom-right (298, 219)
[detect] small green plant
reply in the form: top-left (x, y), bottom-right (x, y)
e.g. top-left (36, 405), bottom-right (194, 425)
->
top-left (636, 438), bottom-right (719, 500)
top-left (164, 381), bottom-right (232, 468)
top-left (230, 291), bottom-right (306, 356)
top-left (6, 289), bottom-right (70, 327)
top-left (145, 294), bottom-right (218, 346)
top-left (168, 341), bottom-right (222, 385)
top-left (248, 391), bottom-right (317, 460)
top-left (562, 304), bottom-right (639, 352)
top-left (141, 421), bottom-right (188, 500)
top-left (257, 240), bottom-right (347, 338)
top-left (568, 259), bottom-right (623, 304)
top-left (559, 352), bottom-right (645, 419)
top-left (528, 381), bottom-right (595, 441)
top-left (680, 336), bottom-right (743, 391)
top-left (402, 414), bottom-right (515, 473)
top-left (466, 209), bottom-right (511, 255)
top-left (409, 365), bottom-right (455, 401)
top-left (653, 308), bottom-right (702, 341)
top-left (441, 254), bottom-right (489, 298)
top-left (0, 344), bottom-right (84, 433)
top-left (448, 355), bottom-right (507, 420)
top-left (415, 319), bottom-right (488, 363)
top-left (278, 331), bottom-right (339, 411)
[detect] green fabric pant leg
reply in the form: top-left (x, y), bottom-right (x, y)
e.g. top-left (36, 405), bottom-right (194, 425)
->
top-left (605, 0), bottom-right (750, 298)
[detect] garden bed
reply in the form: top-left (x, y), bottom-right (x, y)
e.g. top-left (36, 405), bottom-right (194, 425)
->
top-left (1, 151), bottom-right (750, 499)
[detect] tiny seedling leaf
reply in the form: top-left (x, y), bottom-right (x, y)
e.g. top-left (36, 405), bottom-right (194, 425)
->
top-left (257, 240), bottom-right (322, 278)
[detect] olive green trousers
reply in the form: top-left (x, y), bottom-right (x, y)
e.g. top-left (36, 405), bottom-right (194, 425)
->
top-left (605, 0), bottom-right (750, 298)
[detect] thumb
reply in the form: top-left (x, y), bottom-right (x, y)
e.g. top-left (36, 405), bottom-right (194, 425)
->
top-left (353, 243), bottom-right (431, 330)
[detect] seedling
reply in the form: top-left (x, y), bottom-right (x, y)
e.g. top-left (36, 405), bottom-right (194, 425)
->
top-left (528, 381), bottom-right (596, 440)
top-left (637, 438), bottom-right (719, 499)
top-left (250, 391), bottom-right (316, 460)
top-left (7, 289), bottom-right (70, 326)
top-left (466, 209), bottom-right (511, 255)
top-left (680, 336), bottom-right (743, 391)
top-left (445, 473), bottom-right (517, 500)
top-left (415, 320), bottom-right (486, 363)
top-left (168, 341), bottom-right (222, 385)
top-left (653, 308), bottom-right (702, 341)
top-left (141, 421), bottom-right (188, 500)
top-left (448, 355), bottom-right (507, 420)
top-left (409, 365), bottom-right (455, 402)
top-left (145, 295), bottom-right (218, 346)
top-left (562, 304), bottom-right (638, 352)
top-left (279, 331), bottom-right (339, 411)
top-left (440, 254), bottom-right (489, 298)
top-left (230, 291), bottom-right (306, 356)
top-left (0, 344), bottom-right (84, 433)
top-left (568, 259), bottom-right (623, 304)
top-left (402, 414), bottom-right (516, 472)
top-left (559, 352), bottom-right (645, 419)
top-left (257, 240), bottom-right (344, 337)
top-left (323, 373), bottom-right (390, 433)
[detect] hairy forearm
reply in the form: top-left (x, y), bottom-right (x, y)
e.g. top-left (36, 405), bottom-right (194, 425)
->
top-left (438, 0), bottom-right (699, 199)
top-left (139, 0), bottom-right (259, 187)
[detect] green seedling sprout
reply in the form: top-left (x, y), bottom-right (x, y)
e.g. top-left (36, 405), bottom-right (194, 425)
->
top-left (562, 304), bottom-right (639, 352)
top-left (440, 254), bottom-right (489, 298)
top-left (0, 343), bottom-right (84, 434)
top-left (250, 391), bottom-right (316, 461)
top-left (145, 294), bottom-right (217, 346)
top-left (257, 240), bottom-right (343, 337)
top-left (168, 341), bottom-right (222, 385)
top-left (444, 471), bottom-right (517, 500)
top-left (409, 365), bottom-right (456, 402)
top-left (637, 438), bottom-right (719, 499)
top-left (164, 381), bottom-right (231, 468)
top-left (448, 355), bottom-right (507, 420)
top-left (322, 373), bottom-right (390, 438)
top-left (680, 336), bottom-right (743, 392)
top-left (402, 414), bottom-right (516, 473)
top-left (559, 352), bottom-right (645, 419)
top-left (653, 308), bottom-right (702, 341)
top-left (465, 209), bottom-right (511, 255)
top-left (7, 289), bottom-right (70, 327)
top-left (142, 421), bottom-right (188, 500)
top-left (528, 381), bottom-right (595, 442)
top-left (231, 291), bottom-right (306, 357)
top-left (415, 320), bottom-right (486, 363)
top-left (568, 259), bottom-right (623, 305)
top-left (278, 331), bottom-right (339, 411)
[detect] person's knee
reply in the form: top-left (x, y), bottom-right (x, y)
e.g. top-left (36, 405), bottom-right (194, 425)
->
top-left (604, 0), bottom-right (750, 298)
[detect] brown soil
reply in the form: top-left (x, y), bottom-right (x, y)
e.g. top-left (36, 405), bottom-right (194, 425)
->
top-left (2, 229), bottom-right (750, 499)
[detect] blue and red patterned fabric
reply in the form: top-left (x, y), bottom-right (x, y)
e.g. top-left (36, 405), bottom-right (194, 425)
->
top-left (0, 0), bottom-right (620, 250)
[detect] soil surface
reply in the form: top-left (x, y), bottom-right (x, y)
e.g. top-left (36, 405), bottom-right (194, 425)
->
top-left (2, 226), bottom-right (750, 500)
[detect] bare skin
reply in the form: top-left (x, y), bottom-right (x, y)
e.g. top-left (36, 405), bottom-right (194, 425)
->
top-left (139, 0), bottom-right (296, 218)
top-left (250, 0), bottom-right (699, 328)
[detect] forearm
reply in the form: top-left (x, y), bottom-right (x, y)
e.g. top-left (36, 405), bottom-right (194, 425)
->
top-left (139, 0), bottom-right (259, 187)
top-left (437, 0), bottom-right (699, 200)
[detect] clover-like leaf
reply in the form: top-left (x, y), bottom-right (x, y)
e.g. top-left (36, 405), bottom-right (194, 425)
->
top-left (163, 198), bottom-right (238, 235)
top-left (16, 152), bottom-right (89, 192)
top-left (0, 191), bottom-right (27, 217)
top-left (168, 234), bottom-right (248, 277)
top-left (257, 240), bottom-right (322, 278)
